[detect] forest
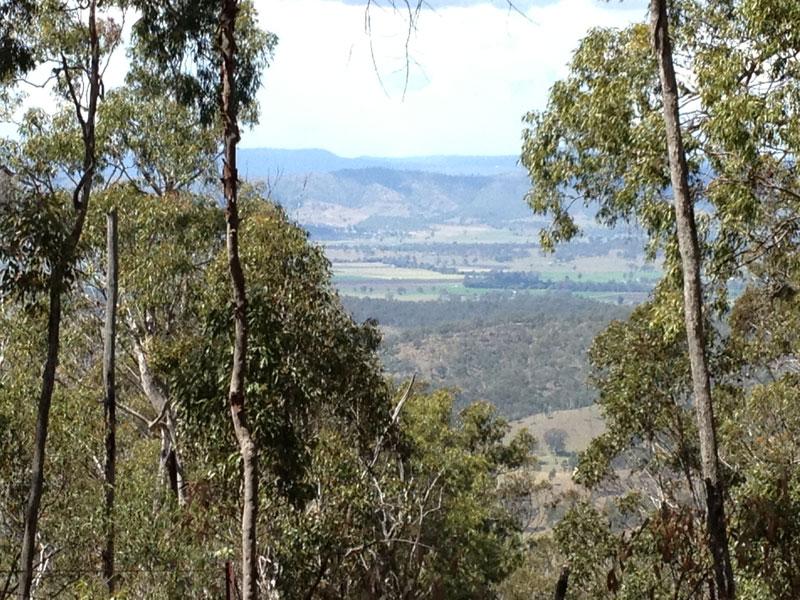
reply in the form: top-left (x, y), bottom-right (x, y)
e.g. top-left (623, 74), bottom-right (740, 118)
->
top-left (2, 0), bottom-right (800, 599)
top-left (346, 293), bottom-right (628, 419)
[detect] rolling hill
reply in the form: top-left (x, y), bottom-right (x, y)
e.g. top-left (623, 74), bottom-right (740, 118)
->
top-left (345, 293), bottom-right (629, 419)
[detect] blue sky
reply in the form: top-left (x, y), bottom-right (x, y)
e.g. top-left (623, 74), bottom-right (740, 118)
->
top-left (247, 0), bottom-right (648, 156)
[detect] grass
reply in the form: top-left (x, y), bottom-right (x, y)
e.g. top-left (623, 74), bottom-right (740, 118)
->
top-left (335, 280), bottom-right (506, 302)
top-left (510, 405), bottom-right (605, 454)
top-left (410, 224), bottom-right (535, 244)
top-left (335, 272), bottom-right (651, 306)
top-left (328, 242), bottom-right (660, 307)
top-left (504, 405), bottom-right (607, 497)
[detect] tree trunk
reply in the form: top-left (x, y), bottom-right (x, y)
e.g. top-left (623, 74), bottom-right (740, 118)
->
top-left (220, 0), bottom-right (259, 598)
top-left (18, 2), bottom-right (100, 597)
top-left (553, 565), bottom-right (569, 600)
top-left (650, 1), bottom-right (735, 598)
top-left (131, 334), bottom-right (187, 506)
top-left (102, 209), bottom-right (118, 594)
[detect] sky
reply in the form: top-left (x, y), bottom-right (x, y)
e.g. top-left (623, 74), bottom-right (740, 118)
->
top-left (246, 0), bottom-right (648, 156)
top-left (2, 0), bottom-right (648, 158)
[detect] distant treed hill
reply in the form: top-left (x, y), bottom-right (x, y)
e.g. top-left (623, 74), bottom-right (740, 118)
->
top-left (237, 148), bottom-right (635, 235)
top-left (345, 292), bottom-right (623, 329)
top-left (344, 293), bottom-right (629, 419)
top-left (237, 148), bottom-right (534, 229)
top-left (269, 168), bottom-right (532, 228)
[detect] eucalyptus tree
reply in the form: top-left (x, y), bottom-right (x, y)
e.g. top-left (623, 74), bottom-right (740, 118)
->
top-left (0, 0), bottom-right (35, 81)
top-left (650, 0), bottom-right (734, 595)
top-left (1, 4), bottom-right (105, 595)
top-left (97, 91), bottom-right (221, 507)
top-left (219, 1), bottom-right (258, 595)
top-left (0, 1), bottom-right (270, 595)
top-left (522, 0), bottom-right (800, 596)
top-left (124, 3), bottom-right (272, 592)
top-left (101, 207), bottom-right (118, 594)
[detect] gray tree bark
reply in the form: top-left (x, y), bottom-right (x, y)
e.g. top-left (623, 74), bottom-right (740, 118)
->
top-left (131, 334), bottom-right (187, 506)
top-left (220, 0), bottom-right (259, 597)
top-left (19, 2), bottom-right (100, 597)
top-left (102, 209), bottom-right (118, 594)
top-left (650, 1), bottom-right (735, 598)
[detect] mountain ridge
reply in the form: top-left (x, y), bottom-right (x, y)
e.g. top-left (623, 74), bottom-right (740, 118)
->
top-left (239, 147), bottom-right (522, 177)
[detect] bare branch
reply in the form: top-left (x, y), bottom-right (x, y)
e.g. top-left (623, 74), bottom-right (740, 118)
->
top-left (368, 374), bottom-right (416, 471)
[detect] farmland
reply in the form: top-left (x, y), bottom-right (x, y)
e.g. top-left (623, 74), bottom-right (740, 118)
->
top-left (325, 226), bottom-right (659, 304)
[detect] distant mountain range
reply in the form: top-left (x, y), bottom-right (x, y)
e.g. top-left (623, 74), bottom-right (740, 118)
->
top-left (238, 148), bottom-right (522, 177)
top-left (238, 148), bottom-right (532, 231)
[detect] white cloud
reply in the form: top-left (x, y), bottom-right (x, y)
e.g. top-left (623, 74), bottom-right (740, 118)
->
top-left (1, 1), bottom-right (646, 158)
top-left (247, 0), bottom-right (647, 156)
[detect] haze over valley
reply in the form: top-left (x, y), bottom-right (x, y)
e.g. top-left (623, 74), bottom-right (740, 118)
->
top-left (242, 147), bottom-right (656, 424)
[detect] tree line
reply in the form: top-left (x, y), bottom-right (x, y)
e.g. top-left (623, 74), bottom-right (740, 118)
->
top-left (347, 294), bottom-right (628, 419)
top-left (463, 271), bottom-right (653, 293)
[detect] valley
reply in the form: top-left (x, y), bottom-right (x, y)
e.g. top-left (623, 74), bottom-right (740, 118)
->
top-left (243, 148), bottom-right (657, 422)
top-left (243, 148), bottom-right (660, 306)
top-left (240, 148), bottom-right (661, 526)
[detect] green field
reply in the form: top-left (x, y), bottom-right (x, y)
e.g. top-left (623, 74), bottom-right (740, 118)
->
top-left (332, 259), bottom-right (658, 305)
top-left (333, 262), bottom-right (463, 281)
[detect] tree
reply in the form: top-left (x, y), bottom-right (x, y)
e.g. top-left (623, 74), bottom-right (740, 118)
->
top-left (0, 0), bottom-right (36, 81)
top-left (519, 0), bottom-right (798, 593)
top-left (101, 208), bottom-right (118, 593)
top-left (649, 1), bottom-right (734, 595)
top-left (12, 4), bottom-right (102, 595)
top-left (85, 188), bottom-right (224, 507)
top-left (219, 0), bottom-right (258, 596)
top-left (543, 428), bottom-right (568, 456)
top-left (262, 391), bottom-right (535, 599)
top-left (521, 0), bottom-right (800, 593)
top-left (2, 181), bottom-right (410, 597)
top-left (1, 1), bottom-right (270, 593)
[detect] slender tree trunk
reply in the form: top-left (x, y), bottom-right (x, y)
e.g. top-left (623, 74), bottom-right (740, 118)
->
top-left (220, 0), bottom-right (259, 597)
top-left (553, 565), bottom-right (569, 600)
top-left (102, 209), bottom-right (118, 595)
top-left (650, 2), bottom-right (735, 598)
top-left (131, 335), bottom-right (187, 506)
top-left (18, 2), bottom-right (100, 597)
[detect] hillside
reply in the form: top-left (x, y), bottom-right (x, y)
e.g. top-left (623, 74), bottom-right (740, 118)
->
top-left (345, 293), bottom-right (628, 419)
top-left (510, 405), bottom-right (605, 454)
top-left (262, 167), bottom-right (533, 229)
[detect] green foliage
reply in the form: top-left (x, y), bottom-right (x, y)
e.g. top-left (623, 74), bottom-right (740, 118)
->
top-left (543, 428), bottom-right (568, 456)
top-left (258, 389), bottom-right (533, 599)
top-left (518, 3), bottom-right (800, 595)
top-left (521, 0), bottom-right (800, 302)
top-left (100, 89), bottom-right (220, 195)
top-left (161, 198), bottom-right (391, 503)
top-left (0, 178), bottom-right (69, 306)
top-left (85, 186), bottom-right (223, 328)
top-left (7, 0), bottom-right (800, 596)
top-left (0, 0), bottom-right (36, 81)
top-left (718, 253), bottom-right (800, 598)
top-left (129, 0), bottom-right (276, 125)
top-left (2, 181), bottom-right (537, 597)
top-left (576, 284), bottom-right (698, 488)
top-left (349, 293), bottom-right (628, 419)
top-left (521, 23), bottom-right (676, 256)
